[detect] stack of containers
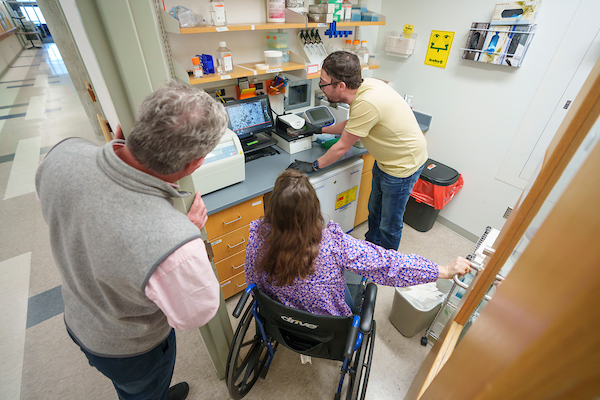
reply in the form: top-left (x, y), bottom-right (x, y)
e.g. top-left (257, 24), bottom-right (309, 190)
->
top-left (308, 3), bottom-right (334, 23)
top-left (319, 0), bottom-right (343, 22)
top-left (266, 30), bottom-right (289, 63)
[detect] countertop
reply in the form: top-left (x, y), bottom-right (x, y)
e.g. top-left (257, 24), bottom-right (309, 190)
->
top-left (202, 142), bottom-right (368, 215)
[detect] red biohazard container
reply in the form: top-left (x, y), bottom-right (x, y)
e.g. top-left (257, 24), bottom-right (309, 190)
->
top-left (403, 159), bottom-right (464, 232)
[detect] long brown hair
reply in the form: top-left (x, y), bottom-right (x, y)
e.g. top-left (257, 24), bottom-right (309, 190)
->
top-left (257, 169), bottom-right (324, 286)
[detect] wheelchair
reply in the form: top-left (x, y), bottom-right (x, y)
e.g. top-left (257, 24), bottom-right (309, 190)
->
top-left (226, 280), bottom-right (377, 400)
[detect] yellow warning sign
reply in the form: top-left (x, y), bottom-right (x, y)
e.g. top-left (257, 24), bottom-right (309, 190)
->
top-left (336, 186), bottom-right (358, 210)
top-left (425, 30), bottom-right (455, 68)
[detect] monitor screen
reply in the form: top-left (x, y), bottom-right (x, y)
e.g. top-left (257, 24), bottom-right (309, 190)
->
top-left (224, 95), bottom-right (274, 140)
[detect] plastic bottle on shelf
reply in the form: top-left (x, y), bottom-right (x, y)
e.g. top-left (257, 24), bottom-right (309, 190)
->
top-left (351, 39), bottom-right (360, 54)
top-left (192, 57), bottom-right (203, 78)
top-left (266, 0), bottom-right (286, 23)
top-left (343, 39), bottom-right (352, 52)
top-left (356, 40), bottom-right (370, 65)
top-left (215, 41), bottom-right (234, 74)
top-left (210, 0), bottom-right (227, 26)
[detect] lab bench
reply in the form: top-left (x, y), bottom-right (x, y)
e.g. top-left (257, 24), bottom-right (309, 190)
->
top-left (202, 143), bottom-right (368, 215)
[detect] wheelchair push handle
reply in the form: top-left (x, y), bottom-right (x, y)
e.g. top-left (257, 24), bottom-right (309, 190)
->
top-left (233, 284), bottom-right (256, 318)
top-left (344, 315), bottom-right (361, 358)
top-left (359, 283), bottom-right (377, 333)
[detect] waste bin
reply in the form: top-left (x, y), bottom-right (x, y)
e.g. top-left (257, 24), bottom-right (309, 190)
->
top-left (389, 282), bottom-right (444, 338)
top-left (403, 159), bottom-right (463, 232)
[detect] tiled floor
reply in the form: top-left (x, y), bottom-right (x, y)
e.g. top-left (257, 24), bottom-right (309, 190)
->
top-left (0, 42), bottom-right (475, 399)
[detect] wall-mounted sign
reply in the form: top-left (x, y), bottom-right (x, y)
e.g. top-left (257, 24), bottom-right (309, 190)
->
top-left (425, 30), bottom-right (455, 68)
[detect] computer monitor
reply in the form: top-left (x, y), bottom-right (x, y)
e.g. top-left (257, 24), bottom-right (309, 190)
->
top-left (223, 95), bottom-right (278, 154)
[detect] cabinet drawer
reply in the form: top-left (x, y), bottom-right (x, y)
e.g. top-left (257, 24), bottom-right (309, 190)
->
top-left (205, 195), bottom-right (264, 240)
top-left (220, 271), bottom-right (247, 300)
top-left (215, 249), bottom-right (246, 282)
top-left (362, 153), bottom-right (375, 173)
top-left (210, 224), bottom-right (250, 262)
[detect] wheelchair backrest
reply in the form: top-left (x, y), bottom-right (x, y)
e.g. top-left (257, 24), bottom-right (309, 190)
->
top-left (254, 289), bottom-right (353, 361)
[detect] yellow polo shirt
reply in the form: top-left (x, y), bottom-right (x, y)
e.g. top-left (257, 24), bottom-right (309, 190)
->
top-left (344, 78), bottom-right (427, 178)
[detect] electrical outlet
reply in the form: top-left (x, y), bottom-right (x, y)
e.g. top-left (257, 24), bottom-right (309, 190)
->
top-left (503, 207), bottom-right (512, 219)
top-left (215, 88), bottom-right (226, 97)
top-left (255, 82), bottom-right (263, 90)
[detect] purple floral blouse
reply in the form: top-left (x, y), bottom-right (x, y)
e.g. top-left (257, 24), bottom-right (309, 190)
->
top-left (244, 219), bottom-right (439, 317)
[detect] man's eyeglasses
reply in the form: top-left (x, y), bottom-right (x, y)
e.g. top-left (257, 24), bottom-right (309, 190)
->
top-left (319, 80), bottom-right (341, 89)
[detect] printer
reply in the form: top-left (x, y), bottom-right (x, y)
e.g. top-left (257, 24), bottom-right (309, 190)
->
top-left (191, 128), bottom-right (245, 195)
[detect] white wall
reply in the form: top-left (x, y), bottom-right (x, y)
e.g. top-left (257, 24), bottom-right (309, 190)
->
top-left (59, 0), bottom-right (119, 130)
top-left (373, 0), bottom-right (596, 238)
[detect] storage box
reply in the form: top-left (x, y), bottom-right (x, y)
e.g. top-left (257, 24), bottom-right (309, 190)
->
top-left (361, 11), bottom-right (378, 21)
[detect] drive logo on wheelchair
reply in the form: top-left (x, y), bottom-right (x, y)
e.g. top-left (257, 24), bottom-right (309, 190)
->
top-left (281, 315), bottom-right (318, 329)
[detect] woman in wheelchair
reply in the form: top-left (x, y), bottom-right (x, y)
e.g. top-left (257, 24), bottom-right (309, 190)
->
top-left (244, 169), bottom-right (471, 317)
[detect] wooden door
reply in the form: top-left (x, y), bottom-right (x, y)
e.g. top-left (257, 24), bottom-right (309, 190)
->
top-left (406, 53), bottom-right (600, 399)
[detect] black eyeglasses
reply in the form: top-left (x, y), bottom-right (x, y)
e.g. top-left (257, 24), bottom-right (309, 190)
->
top-left (319, 80), bottom-right (341, 89)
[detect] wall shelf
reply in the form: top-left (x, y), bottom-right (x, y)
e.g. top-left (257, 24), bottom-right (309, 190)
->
top-left (162, 9), bottom-right (385, 35)
top-left (187, 61), bottom-right (306, 85)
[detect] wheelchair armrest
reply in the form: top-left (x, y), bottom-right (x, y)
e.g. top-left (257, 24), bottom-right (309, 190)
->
top-left (233, 284), bottom-right (256, 318)
top-left (359, 283), bottom-right (377, 333)
top-left (344, 315), bottom-right (361, 358)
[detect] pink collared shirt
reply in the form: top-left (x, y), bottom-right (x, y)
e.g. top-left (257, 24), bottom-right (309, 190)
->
top-left (145, 238), bottom-right (220, 330)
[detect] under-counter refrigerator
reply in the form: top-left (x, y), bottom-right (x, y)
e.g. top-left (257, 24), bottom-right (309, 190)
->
top-left (309, 158), bottom-right (364, 233)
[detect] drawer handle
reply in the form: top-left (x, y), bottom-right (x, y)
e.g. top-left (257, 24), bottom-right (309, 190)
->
top-left (221, 281), bottom-right (231, 288)
top-left (236, 282), bottom-right (247, 288)
top-left (223, 214), bottom-right (243, 225)
top-left (227, 238), bottom-right (246, 249)
top-left (233, 263), bottom-right (244, 270)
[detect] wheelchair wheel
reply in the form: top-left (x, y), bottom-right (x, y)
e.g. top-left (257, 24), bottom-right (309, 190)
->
top-left (347, 321), bottom-right (376, 400)
top-left (226, 302), bottom-right (270, 400)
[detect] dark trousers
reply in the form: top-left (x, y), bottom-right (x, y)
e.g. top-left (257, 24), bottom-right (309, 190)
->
top-left (70, 329), bottom-right (176, 400)
top-left (366, 162), bottom-right (425, 250)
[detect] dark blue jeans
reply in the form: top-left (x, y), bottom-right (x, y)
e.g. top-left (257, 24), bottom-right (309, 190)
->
top-left (71, 329), bottom-right (176, 400)
top-left (366, 162), bottom-right (424, 250)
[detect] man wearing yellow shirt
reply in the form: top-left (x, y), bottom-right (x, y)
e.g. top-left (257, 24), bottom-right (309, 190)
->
top-left (289, 51), bottom-right (428, 250)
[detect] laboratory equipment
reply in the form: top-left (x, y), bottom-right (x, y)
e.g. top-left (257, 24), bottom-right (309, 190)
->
top-left (191, 128), bottom-right (244, 195)
top-left (200, 54), bottom-right (215, 74)
top-left (264, 50), bottom-right (283, 67)
top-left (222, 95), bottom-right (278, 156)
top-left (216, 41), bottom-right (233, 74)
top-left (283, 74), bottom-right (312, 111)
top-left (273, 116), bottom-right (313, 154)
top-left (210, 0), bottom-right (227, 26)
top-left (356, 41), bottom-right (370, 65)
top-left (192, 57), bottom-right (203, 78)
top-left (309, 158), bottom-right (364, 233)
top-left (303, 106), bottom-right (336, 127)
top-left (318, 98), bottom-right (350, 124)
top-left (266, 0), bottom-right (285, 23)
top-left (278, 114), bottom-right (305, 129)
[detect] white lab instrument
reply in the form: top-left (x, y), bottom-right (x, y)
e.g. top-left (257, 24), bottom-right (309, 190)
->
top-left (273, 133), bottom-right (312, 154)
top-left (309, 158), bottom-right (363, 233)
top-left (279, 114), bottom-right (306, 129)
top-left (191, 128), bottom-right (245, 195)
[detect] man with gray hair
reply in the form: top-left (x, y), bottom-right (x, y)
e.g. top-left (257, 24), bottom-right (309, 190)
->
top-left (35, 80), bottom-right (228, 400)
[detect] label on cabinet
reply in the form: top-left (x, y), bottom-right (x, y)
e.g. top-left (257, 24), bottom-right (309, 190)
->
top-left (267, 68), bottom-right (283, 73)
top-left (220, 75), bottom-right (232, 80)
top-left (215, 27), bottom-right (229, 32)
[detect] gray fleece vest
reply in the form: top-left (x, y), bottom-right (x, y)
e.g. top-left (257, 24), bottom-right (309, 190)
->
top-left (35, 138), bottom-right (201, 357)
